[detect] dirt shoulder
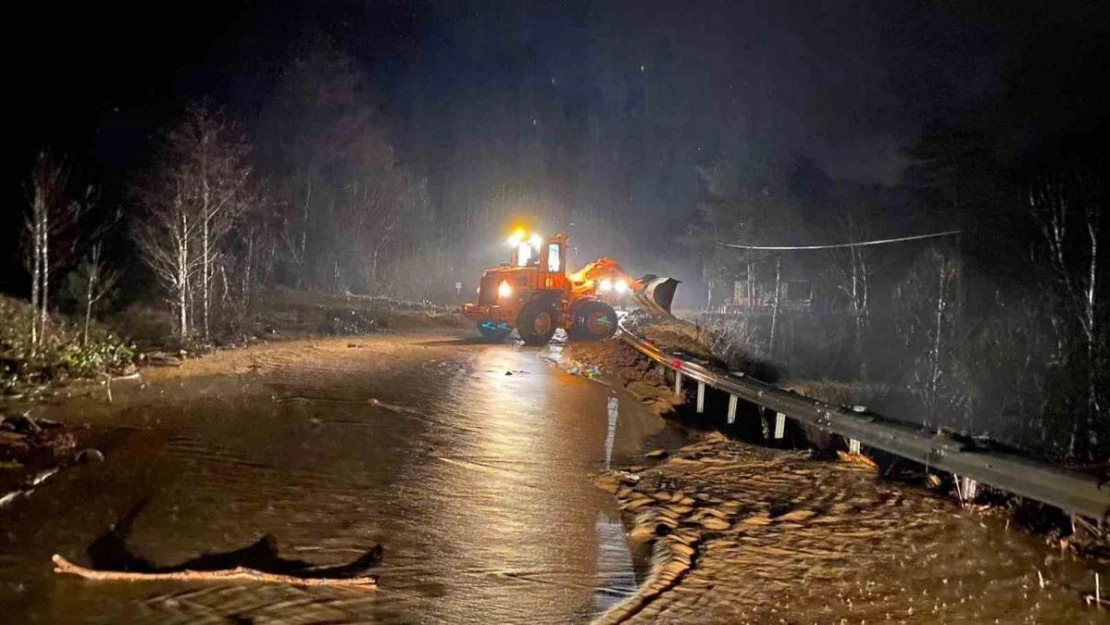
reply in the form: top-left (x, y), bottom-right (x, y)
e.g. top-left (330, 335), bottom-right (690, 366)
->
top-left (559, 338), bottom-right (685, 417)
top-left (596, 433), bottom-right (1103, 624)
top-left (566, 338), bottom-right (1108, 622)
top-left (139, 329), bottom-right (463, 385)
top-left (2, 320), bottom-right (470, 518)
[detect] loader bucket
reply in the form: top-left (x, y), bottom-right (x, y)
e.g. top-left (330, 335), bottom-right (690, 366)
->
top-left (633, 276), bottom-right (680, 318)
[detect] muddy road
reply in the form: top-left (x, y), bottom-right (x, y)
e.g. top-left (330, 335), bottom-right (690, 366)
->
top-left (0, 331), bottom-right (1104, 624)
top-left (1, 333), bottom-right (684, 624)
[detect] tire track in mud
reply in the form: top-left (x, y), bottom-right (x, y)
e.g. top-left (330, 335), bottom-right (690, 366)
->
top-left (140, 582), bottom-right (381, 625)
top-left (596, 433), bottom-right (1102, 625)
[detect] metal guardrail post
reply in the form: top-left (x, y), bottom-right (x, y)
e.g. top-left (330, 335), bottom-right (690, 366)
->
top-left (727, 394), bottom-right (738, 424)
top-left (957, 476), bottom-right (979, 502)
top-left (696, 381), bottom-right (706, 413)
top-left (773, 412), bottom-right (786, 439)
top-left (674, 371), bottom-right (683, 397)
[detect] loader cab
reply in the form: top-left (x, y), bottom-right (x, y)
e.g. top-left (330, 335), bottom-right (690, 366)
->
top-left (543, 234), bottom-right (566, 275)
top-left (467, 231), bottom-right (570, 311)
top-left (507, 231), bottom-right (566, 276)
top-left (510, 240), bottom-right (538, 267)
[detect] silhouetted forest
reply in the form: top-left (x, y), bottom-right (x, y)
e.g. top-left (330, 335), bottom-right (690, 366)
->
top-left (678, 18), bottom-right (1108, 459)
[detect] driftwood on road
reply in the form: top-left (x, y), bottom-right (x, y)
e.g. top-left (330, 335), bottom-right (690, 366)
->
top-left (53, 498), bottom-right (382, 589)
top-left (52, 554), bottom-right (377, 588)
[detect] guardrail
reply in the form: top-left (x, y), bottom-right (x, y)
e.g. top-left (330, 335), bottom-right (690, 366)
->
top-left (617, 318), bottom-right (1110, 523)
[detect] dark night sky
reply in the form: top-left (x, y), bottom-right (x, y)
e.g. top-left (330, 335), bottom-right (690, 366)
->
top-left (13, 1), bottom-right (1001, 181)
top-left (9, 0), bottom-right (1108, 278)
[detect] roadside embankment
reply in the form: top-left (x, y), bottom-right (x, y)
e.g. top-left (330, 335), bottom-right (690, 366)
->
top-left (3, 289), bottom-right (463, 398)
top-left (1, 296), bottom-right (136, 402)
top-left (565, 330), bottom-right (1108, 621)
top-left (570, 317), bottom-right (1108, 559)
top-left (118, 287), bottom-right (463, 354)
top-left (593, 432), bottom-right (1105, 624)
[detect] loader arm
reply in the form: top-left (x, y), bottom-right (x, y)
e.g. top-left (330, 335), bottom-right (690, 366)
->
top-left (566, 258), bottom-right (679, 318)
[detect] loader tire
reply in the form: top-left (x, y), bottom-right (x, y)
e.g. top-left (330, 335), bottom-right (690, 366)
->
top-left (571, 301), bottom-right (617, 342)
top-left (517, 302), bottom-right (558, 346)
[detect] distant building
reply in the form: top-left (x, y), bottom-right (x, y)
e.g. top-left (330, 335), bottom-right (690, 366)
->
top-left (707, 252), bottom-right (824, 315)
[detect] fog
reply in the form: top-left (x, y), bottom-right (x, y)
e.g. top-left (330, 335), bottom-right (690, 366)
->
top-left (5, 1), bottom-right (1108, 459)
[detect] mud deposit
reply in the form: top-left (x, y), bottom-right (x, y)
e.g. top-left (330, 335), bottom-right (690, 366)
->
top-left (2, 331), bottom-right (1105, 624)
top-left (597, 433), bottom-right (1104, 624)
top-left (0, 332), bottom-right (685, 624)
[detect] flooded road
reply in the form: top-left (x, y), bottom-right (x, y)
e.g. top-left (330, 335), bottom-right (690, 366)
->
top-left (1, 334), bottom-right (685, 624)
top-left (3, 332), bottom-right (1106, 624)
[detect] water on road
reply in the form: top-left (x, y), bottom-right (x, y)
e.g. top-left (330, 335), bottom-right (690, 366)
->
top-left (1, 335), bottom-right (684, 624)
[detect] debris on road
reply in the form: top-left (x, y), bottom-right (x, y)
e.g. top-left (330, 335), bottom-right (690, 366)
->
top-left (565, 362), bottom-right (602, 379)
top-left (836, 449), bottom-right (878, 469)
top-left (74, 448), bottom-right (105, 464)
top-left (55, 500), bottom-right (383, 589)
top-left (142, 350), bottom-right (186, 367)
top-left (1, 411), bottom-right (100, 510)
top-left (596, 431), bottom-right (1098, 624)
top-left (52, 553), bottom-right (378, 589)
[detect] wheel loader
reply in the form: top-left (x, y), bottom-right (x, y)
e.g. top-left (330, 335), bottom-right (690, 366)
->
top-left (461, 230), bottom-right (679, 345)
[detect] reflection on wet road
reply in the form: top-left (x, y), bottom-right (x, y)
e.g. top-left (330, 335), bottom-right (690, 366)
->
top-left (0, 337), bottom-right (682, 624)
top-left (592, 397), bottom-right (639, 617)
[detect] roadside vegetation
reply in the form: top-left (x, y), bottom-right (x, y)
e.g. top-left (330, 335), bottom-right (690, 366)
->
top-left (0, 296), bottom-right (134, 400)
top-left (4, 44), bottom-right (462, 397)
top-left (677, 133), bottom-right (1107, 465)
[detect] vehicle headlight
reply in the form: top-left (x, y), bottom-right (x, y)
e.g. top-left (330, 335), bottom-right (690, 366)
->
top-left (615, 279), bottom-right (629, 293)
top-left (498, 281), bottom-right (512, 298)
top-left (599, 279), bottom-right (613, 291)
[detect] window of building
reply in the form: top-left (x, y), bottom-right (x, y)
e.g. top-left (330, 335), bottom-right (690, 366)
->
top-left (787, 280), bottom-right (812, 301)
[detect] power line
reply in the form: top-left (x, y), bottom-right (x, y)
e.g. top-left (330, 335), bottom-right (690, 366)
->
top-left (717, 229), bottom-right (963, 251)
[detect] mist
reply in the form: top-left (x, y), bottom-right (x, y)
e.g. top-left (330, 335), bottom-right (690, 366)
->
top-left (6, 0), bottom-right (1108, 459)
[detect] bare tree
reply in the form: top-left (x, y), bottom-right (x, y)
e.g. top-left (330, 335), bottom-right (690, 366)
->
top-left (768, 254), bottom-right (782, 355)
top-left (256, 43), bottom-right (449, 299)
top-left (182, 107), bottom-right (252, 340)
top-left (78, 241), bottom-right (121, 345)
top-left (280, 180), bottom-right (312, 289)
top-left (361, 168), bottom-right (412, 292)
top-left (22, 152), bottom-right (82, 352)
top-left (133, 176), bottom-right (198, 338)
top-left (829, 213), bottom-right (873, 377)
top-left (218, 180), bottom-right (278, 320)
top-left (1027, 159), bottom-right (1105, 454)
top-left (895, 245), bottom-right (964, 428)
top-left (132, 106), bottom-right (252, 341)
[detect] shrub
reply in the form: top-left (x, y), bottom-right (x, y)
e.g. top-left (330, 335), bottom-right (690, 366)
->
top-left (0, 295), bottom-right (135, 392)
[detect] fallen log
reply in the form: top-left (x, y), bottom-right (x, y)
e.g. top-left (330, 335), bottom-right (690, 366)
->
top-left (52, 554), bottom-right (377, 589)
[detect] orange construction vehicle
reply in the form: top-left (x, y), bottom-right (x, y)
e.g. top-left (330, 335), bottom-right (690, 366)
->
top-left (461, 229), bottom-right (678, 345)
